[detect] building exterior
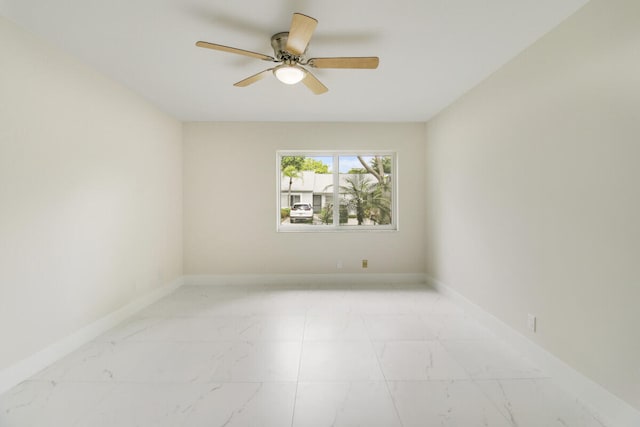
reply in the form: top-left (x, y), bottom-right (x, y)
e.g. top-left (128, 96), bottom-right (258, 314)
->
top-left (280, 172), bottom-right (385, 213)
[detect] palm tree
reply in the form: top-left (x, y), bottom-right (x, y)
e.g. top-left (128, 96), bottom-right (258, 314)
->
top-left (340, 174), bottom-right (391, 225)
top-left (282, 165), bottom-right (301, 208)
top-left (357, 155), bottom-right (391, 185)
top-left (368, 184), bottom-right (392, 224)
top-left (340, 175), bottom-right (376, 225)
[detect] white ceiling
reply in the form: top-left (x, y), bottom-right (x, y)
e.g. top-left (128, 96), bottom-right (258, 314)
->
top-left (0, 0), bottom-right (588, 122)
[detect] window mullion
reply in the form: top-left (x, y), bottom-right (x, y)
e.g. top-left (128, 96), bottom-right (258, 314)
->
top-left (333, 154), bottom-right (339, 228)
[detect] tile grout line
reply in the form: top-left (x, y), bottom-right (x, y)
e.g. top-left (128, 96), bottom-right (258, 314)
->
top-left (432, 310), bottom-right (523, 427)
top-left (378, 289), bottom-right (443, 426)
top-left (364, 308), bottom-right (405, 427)
top-left (290, 308), bottom-right (308, 427)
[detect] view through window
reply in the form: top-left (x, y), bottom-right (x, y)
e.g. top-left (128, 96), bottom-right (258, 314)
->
top-left (278, 152), bottom-right (396, 231)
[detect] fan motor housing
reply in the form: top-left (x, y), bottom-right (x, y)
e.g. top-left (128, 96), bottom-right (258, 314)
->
top-left (271, 32), bottom-right (306, 62)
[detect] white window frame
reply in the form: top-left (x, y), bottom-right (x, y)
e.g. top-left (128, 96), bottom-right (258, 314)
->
top-left (276, 150), bottom-right (398, 232)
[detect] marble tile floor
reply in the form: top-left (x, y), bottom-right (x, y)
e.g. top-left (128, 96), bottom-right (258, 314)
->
top-left (0, 283), bottom-right (608, 426)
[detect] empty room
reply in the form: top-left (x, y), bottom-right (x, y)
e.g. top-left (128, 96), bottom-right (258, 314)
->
top-left (1, 0), bottom-right (638, 426)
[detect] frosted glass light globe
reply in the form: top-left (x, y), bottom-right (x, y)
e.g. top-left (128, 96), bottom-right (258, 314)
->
top-left (274, 65), bottom-right (305, 85)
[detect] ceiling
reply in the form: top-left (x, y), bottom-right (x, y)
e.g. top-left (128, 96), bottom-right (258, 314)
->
top-left (0, 0), bottom-right (588, 122)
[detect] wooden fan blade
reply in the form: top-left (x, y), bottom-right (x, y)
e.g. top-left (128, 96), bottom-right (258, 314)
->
top-left (301, 70), bottom-right (328, 95)
top-left (196, 41), bottom-right (275, 61)
top-left (308, 57), bottom-right (379, 69)
top-left (234, 69), bottom-right (274, 87)
top-left (285, 13), bottom-right (318, 55)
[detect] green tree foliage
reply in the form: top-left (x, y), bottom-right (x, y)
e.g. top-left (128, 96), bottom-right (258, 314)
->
top-left (347, 168), bottom-right (367, 174)
top-left (319, 203), bottom-right (349, 224)
top-left (282, 165), bottom-right (302, 208)
top-left (282, 156), bottom-right (330, 174)
top-left (357, 155), bottom-right (391, 186)
top-left (339, 175), bottom-right (391, 225)
top-left (319, 205), bottom-right (333, 224)
top-left (302, 158), bottom-right (330, 173)
top-left (281, 156), bottom-right (305, 209)
top-left (340, 175), bottom-right (372, 225)
top-left (367, 185), bottom-right (392, 224)
top-left (281, 156), bottom-right (305, 171)
top-left (340, 156), bottom-right (392, 225)
top-left (371, 156), bottom-right (391, 173)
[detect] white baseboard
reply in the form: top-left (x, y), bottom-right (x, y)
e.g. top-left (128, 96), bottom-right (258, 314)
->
top-left (183, 273), bottom-right (427, 287)
top-left (426, 275), bottom-right (640, 427)
top-left (0, 277), bottom-right (183, 395)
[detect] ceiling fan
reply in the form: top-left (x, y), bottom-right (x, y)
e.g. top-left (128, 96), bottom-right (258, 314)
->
top-left (195, 13), bottom-right (379, 95)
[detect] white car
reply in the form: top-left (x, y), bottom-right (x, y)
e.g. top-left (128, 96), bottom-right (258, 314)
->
top-left (290, 203), bottom-right (314, 223)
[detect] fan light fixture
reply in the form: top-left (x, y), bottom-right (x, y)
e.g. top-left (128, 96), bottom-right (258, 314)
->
top-left (195, 13), bottom-right (380, 94)
top-left (273, 64), bottom-right (305, 85)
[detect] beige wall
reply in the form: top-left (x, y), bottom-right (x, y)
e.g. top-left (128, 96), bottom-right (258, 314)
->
top-left (0, 17), bottom-right (183, 371)
top-left (183, 122), bottom-right (425, 275)
top-left (425, 0), bottom-right (640, 410)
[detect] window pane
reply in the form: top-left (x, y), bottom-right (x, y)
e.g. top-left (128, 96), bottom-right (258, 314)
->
top-left (280, 156), bottom-right (333, 227)
top-left (278, 152), bottom-right (395, 231)
top-left (339, 155), bottom-right (393, 226)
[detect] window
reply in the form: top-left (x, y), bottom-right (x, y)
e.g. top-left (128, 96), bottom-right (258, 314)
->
top-left (277, 151), bottom-right (397, 231)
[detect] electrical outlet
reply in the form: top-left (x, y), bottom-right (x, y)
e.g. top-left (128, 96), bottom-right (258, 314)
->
top-left (337, 260), bottom-right (343, 269)
top-left (362, 259), bottom-right (368, 268)
top-left (527, 314), bottom-right (536, 332)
